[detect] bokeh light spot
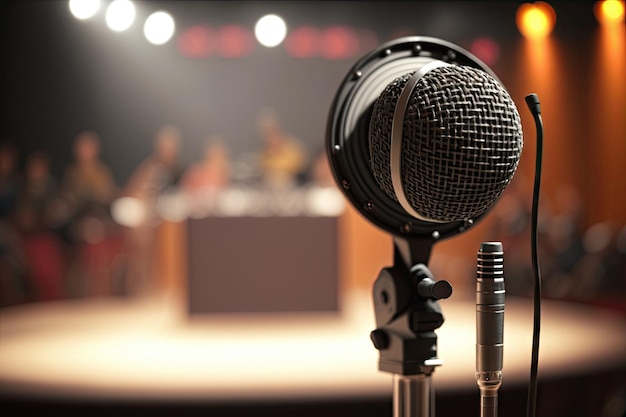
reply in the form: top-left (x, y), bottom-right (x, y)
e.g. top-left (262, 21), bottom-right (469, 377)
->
top-left (470, 37), bottom-right (500, 66)
top-left (68, 0), bottom-right (101, 20)
top-left (255, 14), bottom-right (287, 48)
top-left (285, 26), bottom-right (321, 58)
top-left (516, 2), bottom-right (556, 39)
top-left (320, 26), bottom-right (359, 60)
top-left (105, 0), bottom-right (136, 32)
top-left (144, 11), bottom-right (175, 45)
top-left (594, 0), bottom-right (625, 24)
top-left (177, 25), bottom-right (215, 58)
top-left (217, 25), bottom-right (255, 58)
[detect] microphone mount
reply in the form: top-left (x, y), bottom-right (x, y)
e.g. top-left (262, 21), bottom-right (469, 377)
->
top-left (370, 235), bottom-right (451, 417)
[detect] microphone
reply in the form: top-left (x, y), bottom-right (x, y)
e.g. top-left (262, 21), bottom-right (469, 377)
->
top-left (476, 241), bottom-right (505, 417)
top-left (369, 64), bottom-right (523, 223)
top-left (325, 37), bottom-right (522, 417)
top-left (327, 37), bottom-right (523, 240)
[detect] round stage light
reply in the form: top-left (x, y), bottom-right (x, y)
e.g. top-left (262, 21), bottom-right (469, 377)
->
top-left (68, 0), bottom-right (101, 20)
top-left (516, 2), bottom-right (556, 39)
top-left (255, 14), bottom-right (287, 47)
top-left (106, 0), bottom-right (136, 32)
top-left (594, 0), bottom-right (625, 24)
top-left (144, 11), bottom-right (175, 45)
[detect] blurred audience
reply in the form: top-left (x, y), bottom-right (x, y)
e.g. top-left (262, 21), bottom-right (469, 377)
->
top-left (1, 126), bottom-right (625, 318)
top-left (492, 183), bottom-right (626, 313)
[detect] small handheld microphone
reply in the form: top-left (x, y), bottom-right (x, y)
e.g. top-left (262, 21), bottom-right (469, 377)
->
top-left (476, 241), bottom-right (505, 417)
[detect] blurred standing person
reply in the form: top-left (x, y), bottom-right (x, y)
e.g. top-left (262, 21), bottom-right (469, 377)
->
top-left (180, 136), bottom-right (230, 217)
top-left (257, 108), bottom-right (307, 191)
top-left (120, 124), bottom-right (183, 296)
top-left (52, 130), bottom-right (119, 297)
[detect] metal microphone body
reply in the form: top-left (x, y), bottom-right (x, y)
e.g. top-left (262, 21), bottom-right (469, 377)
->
top-left (476, 241), bottom-right (505, 417)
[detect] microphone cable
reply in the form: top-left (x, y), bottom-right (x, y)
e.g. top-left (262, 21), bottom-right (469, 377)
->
top-left (524, 93), bottom-right (543, 417)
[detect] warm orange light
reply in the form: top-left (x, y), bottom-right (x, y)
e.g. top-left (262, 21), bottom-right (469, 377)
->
top-left (594, 0), bottom-right (625, 24)
top-left (516, 2), bottom-right (557, 39)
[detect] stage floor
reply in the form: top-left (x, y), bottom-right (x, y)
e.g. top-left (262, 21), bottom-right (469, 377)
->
top-left (0, 291), bottom-right (625, 403)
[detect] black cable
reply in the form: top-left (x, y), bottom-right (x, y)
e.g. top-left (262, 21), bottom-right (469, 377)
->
top-left (524, 93), bottom-right (543, 417)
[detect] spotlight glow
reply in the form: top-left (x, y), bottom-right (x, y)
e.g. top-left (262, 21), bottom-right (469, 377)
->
top-left (255, 14), bottom-right (287, 47)
top-left (106, 0), bottom-right (136, 32)
top-left (516, 2), bottom-right (556, 39)
top-left (144, 11), bottom-right (175, 45)
top-left (595, 0), bottom-right (625, 24)
top-left (69, 0), bottom-right (101, 20)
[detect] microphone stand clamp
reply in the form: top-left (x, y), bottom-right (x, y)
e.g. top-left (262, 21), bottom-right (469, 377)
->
top-left (370, 236), bottom-right (452, 417)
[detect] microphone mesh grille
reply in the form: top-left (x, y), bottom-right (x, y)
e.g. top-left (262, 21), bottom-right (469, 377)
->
top-left (369, 65), bottom-right (523, 222)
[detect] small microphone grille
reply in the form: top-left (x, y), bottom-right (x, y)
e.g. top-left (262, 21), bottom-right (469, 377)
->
top-left (369, 65), bottom-right (523, 222)
top-left (477, 242), bottom-right (504, 280)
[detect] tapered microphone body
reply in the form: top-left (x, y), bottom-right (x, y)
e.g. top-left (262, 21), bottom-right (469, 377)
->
top-left (476, 241), bottom-right (505, 417)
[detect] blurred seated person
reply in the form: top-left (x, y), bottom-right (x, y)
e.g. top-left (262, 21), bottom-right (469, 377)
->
top-left (51, 130), bottom-right (119, 297)
top-left (119, 124), bottom-right (183, 295)
top-left (180, 136), bottom-right (230, 217)
top-left (14, 151), bottom-right (64, 301)
top-left (14, 151), bottom-right (58, 234)
top-left (0, 141), bottom-right (19, 221)
top-left (123, 124), bottom-right (183, 218)
top-left (257, 108), bottom-right (307, 191)
top-left (52, 130), bottom-right (118, 243)
top-left (0, 141), bottom-right (28, 305)
top-left (310, 148), bottom-right (336, 188)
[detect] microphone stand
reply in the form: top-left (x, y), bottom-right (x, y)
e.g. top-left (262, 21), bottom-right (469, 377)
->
top-left (370, 236), bottom-right (452, 417)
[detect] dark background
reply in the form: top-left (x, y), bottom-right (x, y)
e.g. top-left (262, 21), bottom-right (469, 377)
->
top-left (0, 1), bottom-right (599, 186)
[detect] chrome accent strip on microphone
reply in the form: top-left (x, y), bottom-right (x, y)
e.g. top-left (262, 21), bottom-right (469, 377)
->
top-left (390, 60), bottom-right (451, 223)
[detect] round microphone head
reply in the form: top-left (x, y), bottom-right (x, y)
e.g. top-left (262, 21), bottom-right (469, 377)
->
top-left (327, 37), bottom-right (523, 240)
top-left (369, 65), bottom-right (523, 223)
